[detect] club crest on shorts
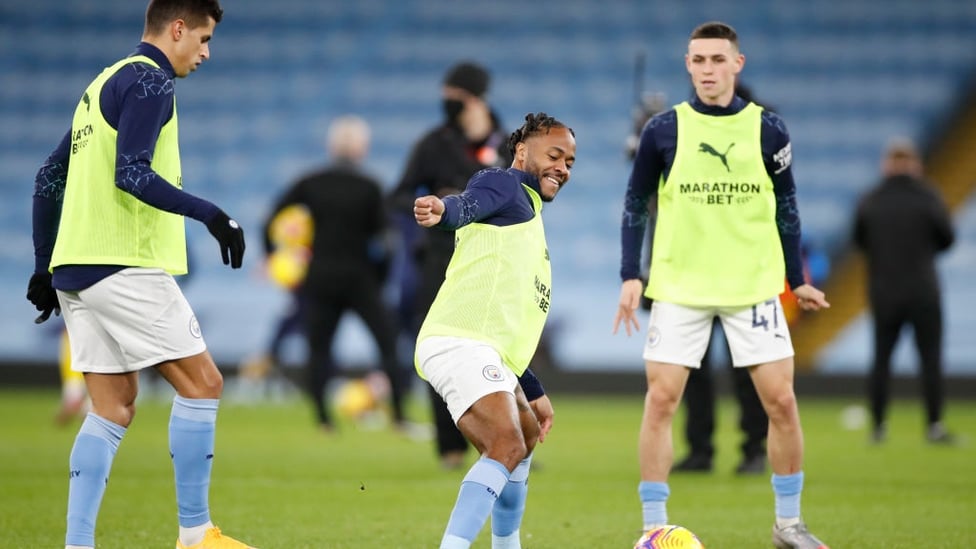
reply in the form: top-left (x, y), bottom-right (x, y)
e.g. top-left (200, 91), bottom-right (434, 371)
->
top-left (482, 365), bottom-right (504, 382)
top-left (188, 316), bottom-right (202, 339)
top-left (646, 326), bottom-right (662, 347)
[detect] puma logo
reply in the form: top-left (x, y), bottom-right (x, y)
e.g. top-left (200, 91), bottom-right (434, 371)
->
top-left (698, 142), bottom-right (735, 172)
top-left (82, 92), bottom-right (90, 112)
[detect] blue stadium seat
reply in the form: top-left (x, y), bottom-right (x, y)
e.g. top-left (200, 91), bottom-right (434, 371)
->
top-left (1, 0), bottom-right (975, 372)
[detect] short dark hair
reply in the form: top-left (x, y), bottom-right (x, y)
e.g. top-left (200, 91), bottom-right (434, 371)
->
top-left (689, 21), bottom-right (739, 50)
top-left (508, 112), bottom-right (575, 157)
top-left (145, 0), bottom-right (223, 35)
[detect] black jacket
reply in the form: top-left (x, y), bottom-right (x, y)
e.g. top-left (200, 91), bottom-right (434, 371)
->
top-left (389, 117), bottom-right (512, 259)
top-left (265, 161), bottom-right (390, 288)
top-left (853, 174), bottom-right (954, 301)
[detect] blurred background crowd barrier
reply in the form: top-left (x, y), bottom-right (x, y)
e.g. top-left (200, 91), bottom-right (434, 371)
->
top-left (3, 0), bottom-right (976, 390)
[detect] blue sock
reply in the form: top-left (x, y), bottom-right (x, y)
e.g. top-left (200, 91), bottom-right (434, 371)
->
top-left (169, 396), bottom-right (219, 528)
top-left (638, 481), bottom-right (670, 529)
top-left (492, 454), bottom-right (532, 539)
top-left (441, 457), bottom-right (511, 548)
top-left (771, 472), bottom-right (804, 520)
top-left (66, 413), bottom-right (126, 547)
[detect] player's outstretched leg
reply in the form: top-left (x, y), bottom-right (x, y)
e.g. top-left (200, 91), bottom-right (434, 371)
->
top-left (491, 453), bottom-right (532, 548)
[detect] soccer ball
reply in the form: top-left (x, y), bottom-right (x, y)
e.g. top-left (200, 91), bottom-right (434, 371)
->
top-left (268, 204), bottom-right (314, 249)
top-left (634, 525), bottom-right (704, 549)
top-left (267, 246), bottom-right (311, 289)
top-left (335, 378), bottom-right (379, 420)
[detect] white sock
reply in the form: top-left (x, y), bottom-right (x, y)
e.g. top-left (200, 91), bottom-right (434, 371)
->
top-left (179, 521), bottom-right (214, 546)
top-left (492, 530), bottom-right (521, 548)
top-left (66, 545), bottom-right (94, 549)
top-left (776, 517), bottom-right (801, 528)
top-left (440, 534), bottom-right (471, 549)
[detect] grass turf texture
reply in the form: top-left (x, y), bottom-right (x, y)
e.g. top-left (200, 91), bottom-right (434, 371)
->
top-left (0, 387), bottom-right (973, 548)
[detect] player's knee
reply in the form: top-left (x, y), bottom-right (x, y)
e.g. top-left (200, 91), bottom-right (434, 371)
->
top-left (765, 389), bottom-right (799, 423)
top-left (94, 401), bottom-right (136, 427)
top-left (183, 369), bottom-right (224, 399)
top-left (488, 430), bottom-right (528, 470)
top-left (647, 384), bottom-right (681, 417)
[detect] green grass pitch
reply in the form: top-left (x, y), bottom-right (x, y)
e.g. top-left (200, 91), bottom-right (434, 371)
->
top-left (0, 386), bottom-right (973, 548)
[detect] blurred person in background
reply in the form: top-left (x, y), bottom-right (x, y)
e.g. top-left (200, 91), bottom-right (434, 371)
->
top-left (389, 60), bottom-right (513, 468)
top-left (413, 112), bottom-right (569, 549)
top-left (26, 1), bottom-right (255, 548)
top-left (264, 115), bottom-right (412, 433)
top-left (54, 329), bottom-right (90, 426)
top-left (613, 22), bottom-right (831, 549)
top-left (853, 137), bottom-right (956, 444)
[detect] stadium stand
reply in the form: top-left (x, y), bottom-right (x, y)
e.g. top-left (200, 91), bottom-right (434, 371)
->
top-left (1, 0), bottom-right (975, 374)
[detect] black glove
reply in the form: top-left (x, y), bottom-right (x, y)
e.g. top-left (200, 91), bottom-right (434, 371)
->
top-left (27, 271), bottom-right (60, 324)
top-left (205, 210), bottom-right (246, 269)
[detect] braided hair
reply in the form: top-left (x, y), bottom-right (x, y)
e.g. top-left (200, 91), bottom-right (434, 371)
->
top-left (507, 112), bottom-right (575, 158)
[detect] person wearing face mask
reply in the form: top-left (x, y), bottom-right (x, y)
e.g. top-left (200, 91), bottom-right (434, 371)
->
top-left (389, 61), bottom-right (514, 469)
top-left (413, 112), bottom-right (572, 549)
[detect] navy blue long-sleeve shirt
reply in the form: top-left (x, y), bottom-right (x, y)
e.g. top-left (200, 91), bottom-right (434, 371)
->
top-left (32, 42), bottom-right (219, 291)
top-left (432, 166), bottom-right (546, 400)
top-left (620, 95), bottom-right (805, 289)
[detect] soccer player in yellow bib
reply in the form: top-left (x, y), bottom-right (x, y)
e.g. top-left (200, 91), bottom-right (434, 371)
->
top-left (413, 113), bottom-right (571, 548)
top-left (26, 1), bottom-right (254, 548)
top-left (614, 22), bottom-right (831, 549)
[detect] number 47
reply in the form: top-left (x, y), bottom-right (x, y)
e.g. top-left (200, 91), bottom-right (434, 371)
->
top-left (751, 299), bottom-right (779, 331)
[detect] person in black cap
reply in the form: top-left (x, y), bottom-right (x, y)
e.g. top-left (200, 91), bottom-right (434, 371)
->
top-left (389, 60), bottom-right (513, 469)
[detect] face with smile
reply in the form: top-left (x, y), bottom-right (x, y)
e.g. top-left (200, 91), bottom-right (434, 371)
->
top-left (168, 17), bottom-right (216, 77)
top-left (514, 127), bottom-right (576, 202)
top-left (686, 37), bottom-right (744, 106)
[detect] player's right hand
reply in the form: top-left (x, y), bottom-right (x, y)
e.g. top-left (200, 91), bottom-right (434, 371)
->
top-left (613, 278), bottom-right (644, 336)
top-left (205, 209), bottom-right (246, 269)
top-left (26, 271), bottom-right (60, 324)
top-left (414, 195), bottom-right (444, 227)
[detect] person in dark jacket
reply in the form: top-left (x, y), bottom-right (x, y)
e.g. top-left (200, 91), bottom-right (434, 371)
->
top-left (854, 137), bottom-right (956, 444)
top-left (265, 115), bottom-right (408, 432)
top-left (389, 61), bottom-right (513, 468)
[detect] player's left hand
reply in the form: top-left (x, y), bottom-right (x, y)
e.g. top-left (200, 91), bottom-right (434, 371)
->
top-left (26, 271), bottom-right (61, 323)
top-left (529, 394), bottom-right (554, 443)
top-left (613, 278), bottom-right (644, 336)
top-left (793, 283), bottom-right (830, 311)
top-left (205, 209), bottom-right (246, 269)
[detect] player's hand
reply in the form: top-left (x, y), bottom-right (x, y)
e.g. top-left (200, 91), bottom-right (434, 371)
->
top-left (26, 271), bottom-right (60, 324)
top-left (793, 283), bottom-right (830, 311)
top-left (414, 195), bottom-right (444, 227)
top-left (528, 394), bottom-right (554, 443)
top-left (205, 209), bottom-right (246, 269)
top-left (613, 278), bottom-right (644, 336)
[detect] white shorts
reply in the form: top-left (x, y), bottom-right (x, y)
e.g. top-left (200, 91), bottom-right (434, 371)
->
top-left (57, 268), bottom-right (207, 374)
top-left (416, 336), bottom-right (518, 424)
top-left (642, 298), bottom-right (793, 368)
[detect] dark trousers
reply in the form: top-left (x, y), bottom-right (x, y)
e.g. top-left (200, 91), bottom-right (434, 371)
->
top-left (303, 273), bottom-right (408, 427)
top-left (868, 295), bottom-right (944, 428)
top-left (268, 291), bottom-right (306, 365)
top-left (416, 253), bottom-right (469, 457)
top-left (683, 327), bottom-right (768, 460)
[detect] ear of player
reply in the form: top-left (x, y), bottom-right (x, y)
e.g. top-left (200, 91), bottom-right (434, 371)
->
top-left (205, 209), bottom-right (246, 269)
